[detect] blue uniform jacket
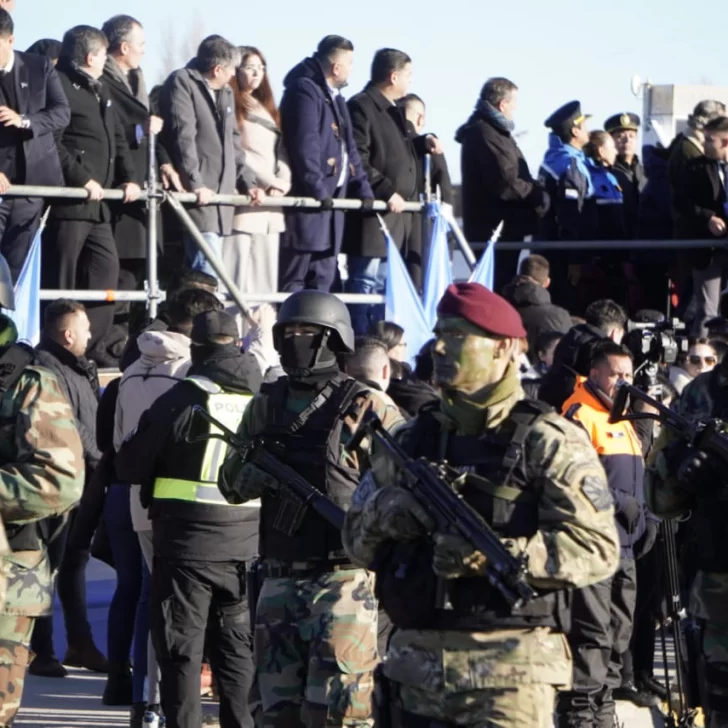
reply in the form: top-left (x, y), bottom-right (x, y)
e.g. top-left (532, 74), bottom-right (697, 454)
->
top-left (538, 134), bottom-right (598, 245)
top-left (589, 160), bottom-right (627, 240)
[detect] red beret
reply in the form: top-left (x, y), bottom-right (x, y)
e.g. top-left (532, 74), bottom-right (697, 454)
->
top-left (437, 282), bottom-right (527, 338)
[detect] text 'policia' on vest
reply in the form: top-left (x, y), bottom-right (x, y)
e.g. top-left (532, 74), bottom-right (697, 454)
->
top-left (153, 376), bottom-right (253, 508)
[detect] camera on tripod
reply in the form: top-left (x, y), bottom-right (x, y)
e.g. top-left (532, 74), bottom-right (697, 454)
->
top-left (623, 318), bottom-right (689, 396)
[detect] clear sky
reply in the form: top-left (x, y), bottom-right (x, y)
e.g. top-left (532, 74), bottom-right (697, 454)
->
top-left (11, 0), bottom-right (727, 182)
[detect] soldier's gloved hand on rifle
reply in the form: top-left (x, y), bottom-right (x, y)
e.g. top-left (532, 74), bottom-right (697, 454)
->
top-left (373, 487), bottom-right (435, 542)
top-left (677, 449), bottom-right (726, 495)
top-left (232, 462), bottom-right (280, 502)
top-left (432, 533), bottom-right (488, 579)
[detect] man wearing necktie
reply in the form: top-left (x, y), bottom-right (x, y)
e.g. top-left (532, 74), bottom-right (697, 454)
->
top-left (0, 9), bottom-right (69, 283)
top-left (674, 115), bottom-right (728, 335)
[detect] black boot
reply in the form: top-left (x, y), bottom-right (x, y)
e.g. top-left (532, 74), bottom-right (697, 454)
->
top-left (129, 702), bottom-right (146, 728)
top-left (635, 671), bottom-right (668, 701)
top-left (28, 654), bottom-right (67, 678)
top-left (102, 662), bottom-right (133, 706)
top-left (64, 636), bottom-right (109, 673)
top-left (613, 680), bottom-right (661, 708)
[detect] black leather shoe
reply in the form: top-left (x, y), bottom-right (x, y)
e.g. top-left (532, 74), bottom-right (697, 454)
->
top-left (613, 681), bottom-right (661, 708)
top-left (28, 654), bottom-right (67, 678)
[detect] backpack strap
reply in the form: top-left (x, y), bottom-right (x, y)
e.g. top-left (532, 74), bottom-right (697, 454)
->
top-left (496, 398), bottom-right (553, 482)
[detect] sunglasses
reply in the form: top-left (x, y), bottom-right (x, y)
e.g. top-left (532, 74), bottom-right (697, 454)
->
top-left (689, 354), bottom-right (717, 366)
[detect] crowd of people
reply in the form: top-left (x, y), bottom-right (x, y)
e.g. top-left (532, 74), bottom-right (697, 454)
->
top-left (3, 1), bottom-right (728, 728)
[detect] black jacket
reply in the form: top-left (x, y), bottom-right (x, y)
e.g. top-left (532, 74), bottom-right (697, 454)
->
top-left (501, 276), bottom-right (573, 356)
top-left (673, 155), bottom-right (727, 269)
top-left (343, 85), bottom-right (425, 258)
top-left (0, 51), bottom-right (69, 186)
top-left (613, 155), bottom-right (647, 240)
top-left (33, 337), bottom-right (101, 471)
top-left (387, 374), bottom-right (439, 419)
top-left (102, 62), bottom-right (170, 259)
top-left (538, 323), bottom-right (609, 410)
top-left (456, 111), bottom-right (548, 242)
top-left (50, 61), bottom-right (135, 223)
top-left (116, 346), bottom-right (263, 562)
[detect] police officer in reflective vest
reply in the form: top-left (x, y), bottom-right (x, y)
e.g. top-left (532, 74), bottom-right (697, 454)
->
top-left (117, 310), bottom-right (263, 728)
top-left (219, 290), bottom-right (403, 728)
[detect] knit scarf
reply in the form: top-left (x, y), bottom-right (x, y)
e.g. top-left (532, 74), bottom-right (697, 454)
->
top-left (105, 56), bottom-right (149, 110)
top-left (441, 363), bottom-right (521, 435)
top-left (475, 98), bottom-right (515, 133)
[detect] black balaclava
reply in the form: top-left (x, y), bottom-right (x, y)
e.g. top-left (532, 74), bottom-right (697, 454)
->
top-left (279, 329), bottom-right (340, 385)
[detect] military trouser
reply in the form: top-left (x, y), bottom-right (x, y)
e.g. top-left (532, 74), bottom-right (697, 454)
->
top-left (150, 557), bottom-right (254, 728)
top-left (703, 621), bottom-right (728, 727)
top-left (381, 626), bottom-right (572, 728)
top-left (254, 566), bottom-right (378, 728)
top-left (557, 558), bottom-right (637, 728)
top-left (0, 614), bottom-right (34, 725)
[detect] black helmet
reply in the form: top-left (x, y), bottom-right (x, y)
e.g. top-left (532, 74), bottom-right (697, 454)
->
top-left (274, 291), bottom-right (355, 353)
top-left (0, 254), bottom-right (14, 311)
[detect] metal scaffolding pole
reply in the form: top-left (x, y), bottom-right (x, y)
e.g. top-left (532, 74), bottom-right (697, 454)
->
top-left (145, 132), bottom-right (161, 319)
top-left (165, 193), bottom-right (255, 323)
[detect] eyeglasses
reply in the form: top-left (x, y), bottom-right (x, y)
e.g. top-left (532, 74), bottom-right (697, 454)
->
top-left (689, 354), bottom-right (717, 366)
top-left (242, 64), bottom-right (266, 73)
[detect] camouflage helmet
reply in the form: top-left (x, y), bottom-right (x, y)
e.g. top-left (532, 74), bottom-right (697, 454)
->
top-left (273, 291), bottom-right (355, 354)
top-left (0, 254), bottom-right (13, 311)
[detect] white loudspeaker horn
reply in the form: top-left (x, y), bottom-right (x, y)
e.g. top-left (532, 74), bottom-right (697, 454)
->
top-left (630, 74), bottom-right (643, 97)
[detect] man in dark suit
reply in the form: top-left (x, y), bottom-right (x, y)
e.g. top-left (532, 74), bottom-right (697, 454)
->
top-left (278, 35), bottom-right (373, 293)
top-left (161, 35), bottom-right (261, 279)
top-left (101, 14), bottom-right (181, 291)
top-left (456, 77), bottom-right (549, 293)
top-left (344, 48), bottom-right (440, 334)
top-left (0, 9), bottom-right (69, 282)
top-left (674, 115), bottom-right (728, 335)
top-left (42, 25), bottom-right (140, 365)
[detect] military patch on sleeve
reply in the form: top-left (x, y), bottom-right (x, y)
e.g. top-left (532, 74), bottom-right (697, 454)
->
top-left (352, 471), bottom-right (378, 508)
top-left (581, 475), bottom-right (613, 511)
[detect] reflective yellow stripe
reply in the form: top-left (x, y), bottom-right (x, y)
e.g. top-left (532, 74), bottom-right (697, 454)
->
top-left (153, 478), bottom-right (234, 505)
top-left (152, 378), bottom-right (253, 507)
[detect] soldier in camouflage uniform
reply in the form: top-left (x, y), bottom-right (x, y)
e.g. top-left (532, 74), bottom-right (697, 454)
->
top-left (0, 304), bottom-right (85, 725)
top-left (342, 282), bottom-right (620, 728)
top-left (219, 291), bottom-right (403, 728)
top-left (646, 356), bottom-right (728, 727)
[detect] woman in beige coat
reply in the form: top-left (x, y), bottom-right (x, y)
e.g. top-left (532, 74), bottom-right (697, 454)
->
top-left (225, 46), bottom-right (291, 301)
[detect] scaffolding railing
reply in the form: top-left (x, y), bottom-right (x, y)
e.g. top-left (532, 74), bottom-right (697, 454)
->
top-left (11, 134), bottom-right (480, 319)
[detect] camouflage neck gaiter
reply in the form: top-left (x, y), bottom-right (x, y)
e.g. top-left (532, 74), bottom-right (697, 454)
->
top-left (441, 363), bottom-right (521, 435)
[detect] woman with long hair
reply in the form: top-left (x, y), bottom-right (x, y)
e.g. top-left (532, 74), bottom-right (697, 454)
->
top-left (224, 47), bottom-right (291, 315)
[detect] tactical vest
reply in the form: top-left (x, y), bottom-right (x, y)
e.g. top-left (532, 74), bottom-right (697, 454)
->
top-left (152, 376), bottom-right (252, 507)
top-left (376, 399), bottom-right (570, 631)
top-left (257, 374), bottom-right (367, 563)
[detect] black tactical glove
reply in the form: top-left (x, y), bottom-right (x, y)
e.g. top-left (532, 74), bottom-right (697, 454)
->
top-left (617, 495), bottom-right (642, 533)
top-left (373, 487), bottom-right (435, 542)
top-left (319, 197), bottom-right (335, 211)
top-left (677, 450), bottom-right (725, 495)
top-left (634, 520), bottom-right (659, 559)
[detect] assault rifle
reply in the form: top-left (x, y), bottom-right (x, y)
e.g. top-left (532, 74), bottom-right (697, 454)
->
top-left (348, 409), bottom-right (536, 610)
top-left (186, 405), bottom-right (345, 531)
top-left (609, 381), bottom-right (705, 727)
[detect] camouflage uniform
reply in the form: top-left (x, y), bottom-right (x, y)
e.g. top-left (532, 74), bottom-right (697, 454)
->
top-left (646, 365), bottom-right (728, 727)
top-left (219, 381), bottom-right (403, 728)
top-left (343, 383), bottom-right (620, 728)
top-left (0, 358), bottom-right (85, 724)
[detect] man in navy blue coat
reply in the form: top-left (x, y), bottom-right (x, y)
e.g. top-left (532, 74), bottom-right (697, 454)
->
top-left (278, 35), bottom-right (373, 293)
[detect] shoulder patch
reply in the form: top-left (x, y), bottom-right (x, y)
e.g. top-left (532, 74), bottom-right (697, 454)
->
top-left (581, 475), bottom-right (614, 512)
top-left (351, 470), bottom-right (378, 508)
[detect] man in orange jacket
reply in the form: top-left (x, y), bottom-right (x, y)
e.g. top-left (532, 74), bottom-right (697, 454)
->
top-left (557, 341), bottom-right (660, 728)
